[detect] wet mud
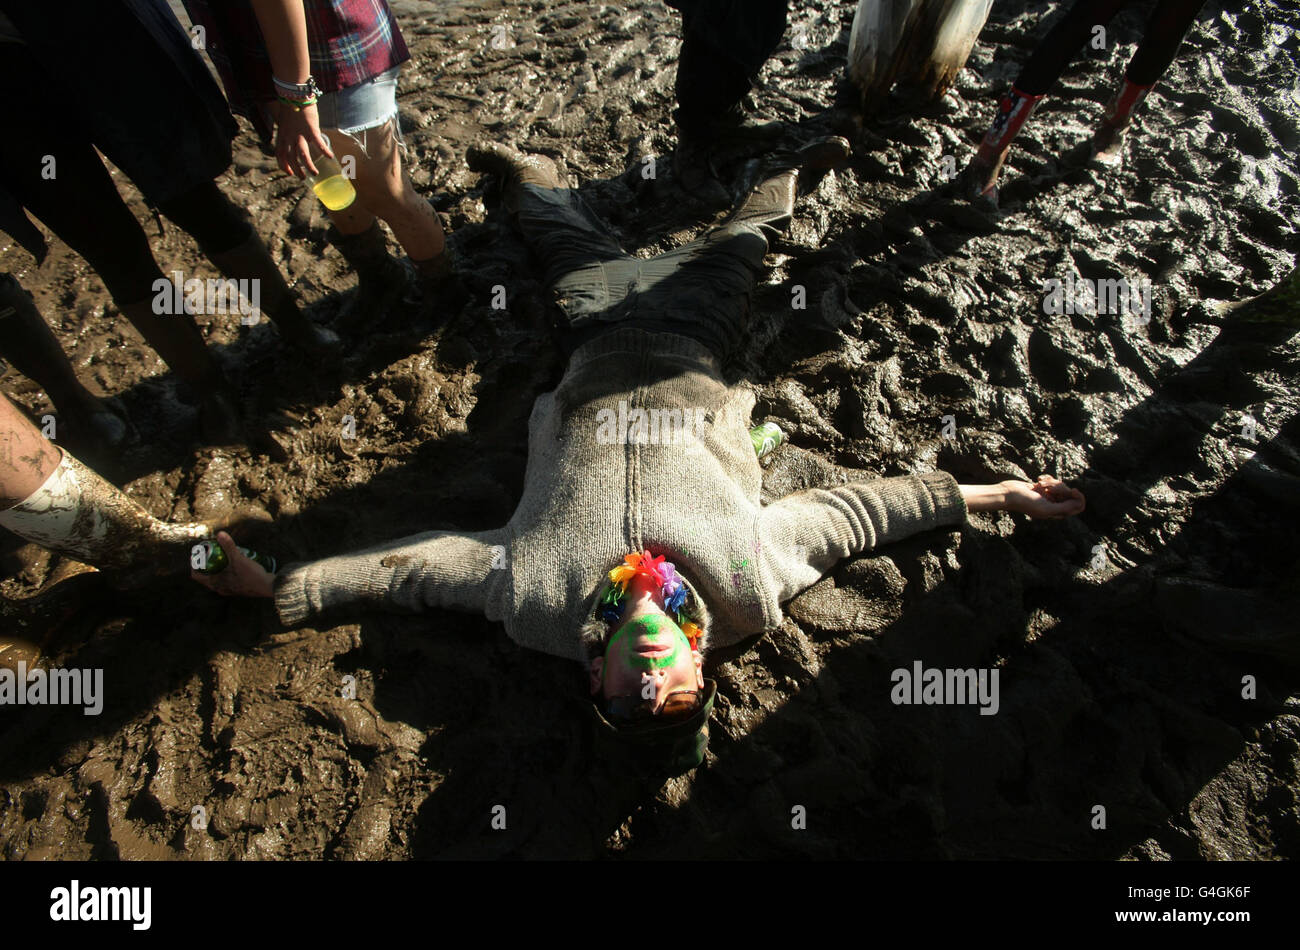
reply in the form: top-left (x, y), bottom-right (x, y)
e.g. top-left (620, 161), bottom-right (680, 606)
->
top-left (1, 0), bottom-right (1298, 858)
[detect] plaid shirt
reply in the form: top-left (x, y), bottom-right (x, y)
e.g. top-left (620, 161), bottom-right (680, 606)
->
top-left (184, 0), bottom-right (409, 135)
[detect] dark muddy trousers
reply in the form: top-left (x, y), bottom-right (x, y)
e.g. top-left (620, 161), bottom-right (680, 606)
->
top-left (1016, 0), bottom-right (1208, 94)
top-left (0, 43), bottom-right (250, 305)
top-left (512, 178), bottom-right (795, 364)
top-left (666, 0), bottom-right (790, 137)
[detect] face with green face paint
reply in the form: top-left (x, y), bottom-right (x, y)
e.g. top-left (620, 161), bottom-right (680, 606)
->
top-left (588, 608), bottom-right (704, 711)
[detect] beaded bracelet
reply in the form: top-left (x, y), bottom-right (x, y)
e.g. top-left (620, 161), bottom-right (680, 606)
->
top-left (277, 94), bottom-right (318, 111)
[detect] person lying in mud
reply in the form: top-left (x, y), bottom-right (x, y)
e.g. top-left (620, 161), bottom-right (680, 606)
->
top-left (193, 141), bottom-right (1086, 775)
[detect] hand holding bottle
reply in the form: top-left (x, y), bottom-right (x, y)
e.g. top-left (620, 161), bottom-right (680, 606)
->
top-left (191, 531), bottom-right (276, 599)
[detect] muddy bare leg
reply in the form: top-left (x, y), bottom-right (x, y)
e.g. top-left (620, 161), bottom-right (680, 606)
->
top-left (0, 392), bottom-right (210, 569)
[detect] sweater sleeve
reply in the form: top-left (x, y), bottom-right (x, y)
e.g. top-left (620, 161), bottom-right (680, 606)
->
top-left (272, 527), bottom-right (509, 627)
top-left (758, 472), bottom-right (967, 603)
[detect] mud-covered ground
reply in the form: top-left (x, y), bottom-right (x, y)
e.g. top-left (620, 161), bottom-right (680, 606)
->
top-left (1, 0), bottom-right (1298, 859)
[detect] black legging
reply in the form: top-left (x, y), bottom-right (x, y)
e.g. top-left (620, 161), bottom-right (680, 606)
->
top-left (1016, 0), bottom-right (1208, 95)
top-left (0, 45), bottom-right (250, 305)
top-left (666, 0), bottom-right (790, 137)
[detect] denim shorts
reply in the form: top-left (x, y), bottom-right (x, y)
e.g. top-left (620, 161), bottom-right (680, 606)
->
top-left (316, 66), bottom-right (401, 136)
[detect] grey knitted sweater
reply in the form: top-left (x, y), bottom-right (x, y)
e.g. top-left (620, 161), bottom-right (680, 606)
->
top-left (274, 328), bottom-right (968, 661)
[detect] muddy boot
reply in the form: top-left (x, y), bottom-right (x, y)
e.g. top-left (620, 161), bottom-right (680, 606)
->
top-left (0, 448), bottom-right (211, 572)
top-left (0, 274), bottom-right (128, 453)
top-left (115, 294), bottom-right (244, 446)
top-left (326, 221), bottom-right (415, 333)
top-left (672, 130), bottom-right (732, 207)
top-left (1092, 76), bottom-right (1155, 167)
top-left (410, 250), bottom-right (470, 323)
top-left (757, 135), bottom-right (852, 181)
top-left (709, 103), bottom-right (786, 149)
top-left (732, 136), bottom-right (851, 230)
top-left (466, 143), bottom-right (565, 212)
top-left (674, 104), bottom-right (785, 205)
top-left (959, 87), bottom-right (1045, 204)
top-left (204, 229), bottom-right (342, 358)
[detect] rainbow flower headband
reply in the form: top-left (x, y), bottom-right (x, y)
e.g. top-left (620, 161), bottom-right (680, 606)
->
top-left (599, 551), bottom-right (704, 649)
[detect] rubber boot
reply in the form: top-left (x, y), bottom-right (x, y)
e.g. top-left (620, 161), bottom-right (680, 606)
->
top-left (466, 143), bottom-right (565, 213)
top-left (204, 228), bottom-right (342, 357)
top-left (326, 221), bottom-right (414, 333)
top-left (0, 447), bottom-right (211, 571)
top-left (730, 137), bottom-right (851, 232)
top-left (0, 274), bottom-right (127, 453)
top-left (114, 292), bottom-right (244, 446)
top-left (1092, 76), bottom-right (1154, 166)
top-left (674, 104), bottom-right (785, 206)
top-left (960, 87), bottom-right (1045, 202)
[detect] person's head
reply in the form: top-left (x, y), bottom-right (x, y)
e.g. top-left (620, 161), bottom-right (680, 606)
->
top-left (577, 553), bottom-right (715, 775)
top-left (588, 610), bottom-right (703, 711)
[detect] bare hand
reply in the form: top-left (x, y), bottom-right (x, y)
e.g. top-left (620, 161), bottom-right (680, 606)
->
top-left (1001, 475), bottom-right (1086, 520)
top-left (273, 101), bottom-right (332, 178)
top-left (191, 531), bottom-right (275, 598)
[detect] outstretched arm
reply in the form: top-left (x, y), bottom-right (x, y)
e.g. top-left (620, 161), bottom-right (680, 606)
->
top-left (759, 472), bottom-right (967, 601)
top-left (960, 476), bottom-right (1086, 520)
top-left (759, 472), bottom-right (1084, 602)
top-left (193, 527), bottom-right (510, 625)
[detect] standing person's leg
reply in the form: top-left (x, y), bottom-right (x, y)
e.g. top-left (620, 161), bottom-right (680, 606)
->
top-left (323, 117), bottom-right (461, 327)
top-left (667, 0), bottom-right (790, 200)
top-left (0, 274), bottom-right (127, 452)
top-left (157, 181), bottom-right (341, 356)
top-left (0, 135), bottom-right (242, 443)
top-left (1093, 0), bottom-right (1208, 161)
top-left (327, 119), bottom-right (445, 263)
top-left (0, 393), bottom-right (210, 569)
top-left (313, 68), bottom-right (461, 326)
top-left (961, 0), bottom-right (1129, 199)
top-left (667, 0), bottom-right (791, 141)
top-left (0, 42), bottom-right (154, 447)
